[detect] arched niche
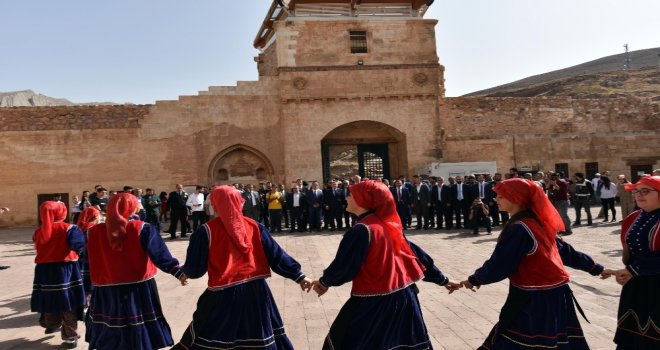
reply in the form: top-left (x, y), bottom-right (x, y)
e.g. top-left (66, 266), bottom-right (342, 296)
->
top-left (208, 145), bottom-right (274, 185)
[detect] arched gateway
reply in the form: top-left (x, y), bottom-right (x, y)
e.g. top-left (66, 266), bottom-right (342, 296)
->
top-left (321, 121), bottom-right (408, 181)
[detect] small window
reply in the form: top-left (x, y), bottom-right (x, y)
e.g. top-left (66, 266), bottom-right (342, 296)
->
top-left (350, 31), bottom-right (367, 53)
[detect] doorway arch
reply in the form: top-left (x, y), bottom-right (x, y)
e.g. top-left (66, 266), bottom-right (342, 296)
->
top-left (208, 144), bottom-right (274, 185)
top-left (321, 120), bottom-right (407, 181)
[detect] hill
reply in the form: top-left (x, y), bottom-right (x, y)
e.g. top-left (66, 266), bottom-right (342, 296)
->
top-left (0, 90), bottom-right (117, 107)
top-left (465, 47), bottom-right (660, 98)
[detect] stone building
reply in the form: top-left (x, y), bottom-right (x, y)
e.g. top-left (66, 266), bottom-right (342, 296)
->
top-left (1, 0), bottom-right (659, 226)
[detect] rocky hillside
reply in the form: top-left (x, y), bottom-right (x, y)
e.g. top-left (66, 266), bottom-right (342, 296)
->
top-left (466, 47), bottom-right (660, 98)
top-left (0, 90), bottom-right (116, 107)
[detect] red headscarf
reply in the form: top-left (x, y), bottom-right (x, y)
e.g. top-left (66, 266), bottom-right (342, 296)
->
top-left (624, 175), bottom-right (660, 192)
top-left (76, 206), bottom-right (100, 232)
top-left (210, 186), bottom-right (252, 253)
top-left (105, 193), bottom-right (139, 251)
top-left (493, 178), bottom-right (565, 238)
top-left (35, 201), bottom-right (68, 244)
top-left (349, 180), bottom-right (406, 251)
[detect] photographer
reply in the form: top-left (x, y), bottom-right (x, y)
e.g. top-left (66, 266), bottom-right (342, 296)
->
top-left (469, 198), bottom-right (491, 235)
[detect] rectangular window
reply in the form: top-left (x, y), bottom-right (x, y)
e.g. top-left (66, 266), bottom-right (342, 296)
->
top-left (555, 163), bottom-right (569, 178)
top-left (350, 31), bottom-right (368, 53)
top-left (585, 162), bottom-right (599, 180)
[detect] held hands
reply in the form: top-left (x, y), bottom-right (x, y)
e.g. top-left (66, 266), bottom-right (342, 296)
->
top-left (444, 281), bottom-right (463, 294)
top-left (178, 272), bottom-right (189, 286)
top-left (299, 277), bottom-right (313, 292)
top-left (601, 268), bottom-right (632, 286)
top-left (310, 280), bottom-right (329, 297)
top-left (460, 279), bottom-right (480, 292)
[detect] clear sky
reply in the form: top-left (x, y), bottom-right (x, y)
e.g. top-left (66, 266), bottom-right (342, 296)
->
top-left (1, 1), bottom-right (658, 104)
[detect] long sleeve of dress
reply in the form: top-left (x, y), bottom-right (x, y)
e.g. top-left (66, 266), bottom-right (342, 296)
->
top-left (258, 223), bottom-right (305, 282)
top-left (319, 224), bottom-right (370, 287)
top-left (407, 239), bottom-right (448, 286)
top-left (139, 223), bottom-right (183, 279)
top-left (181, 225), bottom-right (210, 279)
top-left (468, 223), bottom-right (535, 286)
top-left (66, 225), bottom-right (86, 254)
top-left (556, 237), bottom-right (604, 275)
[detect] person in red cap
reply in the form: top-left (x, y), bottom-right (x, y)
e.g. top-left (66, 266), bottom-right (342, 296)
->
top-left (31, 201), bottom-right (86, 349)
top-left (85, 193), bottom-right (186, 350)
top-left (75, 206), bottom-right (101, 305)
top-left (310, 178), bottom-right (460, 350)
top-left (602, 175), bottom-right (660, 349)
top-left (461, 178), bottom-right (609, 350)
top-left (172, 185), bottom-right (312, 350)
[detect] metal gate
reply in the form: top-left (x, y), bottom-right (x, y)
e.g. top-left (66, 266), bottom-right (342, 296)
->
top-left (358, 144), bottom-right (389, 180)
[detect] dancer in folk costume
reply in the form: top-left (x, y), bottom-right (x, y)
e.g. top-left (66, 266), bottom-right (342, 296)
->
top-left (31, 201), bottom-right (86, 349)
top-left (85, 193), bottom-right (186, 349)
top-left (602, 175), bottom-right (660, 349)
top-left (173, 185), bottom-right (311, 350)
top-left (461, 178), bottom-right (610, 350)
top-left (75, 206), bottom-right (100, 302)
top-left (311, 179), bottom-right (461, 350)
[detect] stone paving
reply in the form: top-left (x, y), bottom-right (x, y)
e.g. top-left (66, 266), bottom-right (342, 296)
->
top-left (0, 207), bottom-right (625, 349)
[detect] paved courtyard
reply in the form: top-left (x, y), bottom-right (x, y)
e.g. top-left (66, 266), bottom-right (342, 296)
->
top-left (0, 207), bottom-right (625, 349)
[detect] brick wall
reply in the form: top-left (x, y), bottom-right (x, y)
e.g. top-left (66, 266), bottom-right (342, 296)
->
top-left (0, 105), bottom-right (150, 131)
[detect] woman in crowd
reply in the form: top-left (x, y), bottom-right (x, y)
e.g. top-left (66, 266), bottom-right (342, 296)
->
top-left (603, 175), bottom-right (660, 349)
top-left (31, 201), bottom-right (86, 349)
top-left (461, 178), bottom-right (609, 350)
top-left (599, 175), bottom-right (618, 222)
top-left (173, 186), bottom-right (311, 350)
top-left (75, 206), bottom-right (100, 303)
top-left (85, 193), bottom-right (185, 350)
top-left (159, 191), bottom-right (169, 222)
top-left (310, 179), bottom-right (460, 350)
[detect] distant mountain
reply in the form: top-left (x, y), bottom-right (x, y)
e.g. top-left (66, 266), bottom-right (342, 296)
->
top-left (464, 48), bottom-right (660, 98)
top-left (0, 90), bottom-right (118, 107)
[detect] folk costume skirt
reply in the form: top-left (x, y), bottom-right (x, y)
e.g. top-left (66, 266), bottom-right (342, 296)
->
top-left (85, 278), bottom-right (173, 350)
top-left (614, 275), bottom-right (660, 350)
top-left (323, 284), bottom-right (432, 350)
top-left (31, 261), bottom-right (85, 314)
top-left (479, 284), bottom-right (589, 350)
top-left (172, 278), bottom-right (294, 350)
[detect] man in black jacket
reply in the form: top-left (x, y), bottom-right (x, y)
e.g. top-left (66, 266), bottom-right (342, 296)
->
top-left (166, 184), bottom-right (190, 239)
top-left (285, 186), bottom-right (307, 232)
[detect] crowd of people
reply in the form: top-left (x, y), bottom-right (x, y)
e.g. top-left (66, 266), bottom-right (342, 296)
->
top-left (19, 168), bottom-right (660, 349)
top-left (67, 169), bottom-right (642, 241)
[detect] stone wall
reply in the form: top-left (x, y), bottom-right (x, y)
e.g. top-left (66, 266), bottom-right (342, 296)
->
top-left (0, 105), bottom-right (150, 131)
top-left (439, 96), bottom-right (660, 176)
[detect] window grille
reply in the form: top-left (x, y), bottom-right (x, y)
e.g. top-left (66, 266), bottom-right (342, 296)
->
top-left (362, 152), bottom-right (384, 179)
top-left (350, 31), bottom-right (368, 53)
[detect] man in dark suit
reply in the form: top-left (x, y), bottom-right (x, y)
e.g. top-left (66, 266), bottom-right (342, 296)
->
top-left (285, 185), bottom-right (307, 232)
top-left (166, 183), bottom-right (190, 239)
top-left (307, 182), bottom-right (324, 232)
top-left (430, 176), bottom-right (451, 229)
top-left (462, 175), bottom-right (479, 229)
top-left (411, 175), bottom-right (431, 230)
top-left (241, 184), bottom-right (261, 221)
top-left (451, 176), bottom-right (468, 229)
top-left (391, 180), bottom-right (411, 229)
top-left (323, 180), bottom-right (345, 231)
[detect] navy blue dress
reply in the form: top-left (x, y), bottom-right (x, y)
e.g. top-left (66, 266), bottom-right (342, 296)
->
top-left (615, 208), bottom-right (660, 350)
top-left (468, 220), bottom-right (603, 350)
top-left (85, 223), bottom-right (182, 350)
top-left (31, 225), bottom-right (86, 314)
top-left (319, 212), bottom-right (449, 350)
top-left (173, 223), bottom-right (305, 350)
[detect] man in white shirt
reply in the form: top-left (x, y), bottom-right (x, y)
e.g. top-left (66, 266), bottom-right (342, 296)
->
top-left (187, 185), bottom-right (207, 232)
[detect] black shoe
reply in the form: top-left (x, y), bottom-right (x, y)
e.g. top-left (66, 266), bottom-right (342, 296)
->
top-left (572, 222), bottom-right (581, 227)
top-left (472, 231), bottom-right (478, 235)
top-left (587, 222), bottom-right (593, 226)
top-left (0, 266), bottom-right (10, 270)
top-left (455, 226), bottom-right (462, 229)
top-left (602, 219), bottom-right (609, 223)
top-left (45, 327), bottom-right (60, 334)
top-left (611, 218), bottom-right (616, 222)
top-left (486, 231), bottom-right (492, 235)
top-left (561, 231), bottom-right (573, 236)
top-left (61, 339), bottom-right (77, 349)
